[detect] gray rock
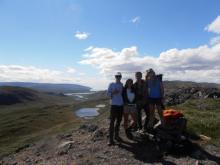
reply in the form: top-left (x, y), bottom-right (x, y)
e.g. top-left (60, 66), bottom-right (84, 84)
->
top-left (79, 124), bottom-right (98, 132)
top-left (57, 141), bottom-right (75, 155)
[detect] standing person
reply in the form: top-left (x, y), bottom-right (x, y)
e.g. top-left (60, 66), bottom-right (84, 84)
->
top-left (107, 72), bottom-right (124, 146)
top-left (157, 74), bottom-right (166, 110)
top-left (122, 79), bottom-right (137, 139)
top-left (133, 72), bottom-right (148, 132)
top-left (146, 69), bottom-right (165, 130)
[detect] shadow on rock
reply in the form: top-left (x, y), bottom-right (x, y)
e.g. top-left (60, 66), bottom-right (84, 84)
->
top-left (117, 138), bottom-right (164, 164)
top-left (117, 135), bottom-right (220, 164)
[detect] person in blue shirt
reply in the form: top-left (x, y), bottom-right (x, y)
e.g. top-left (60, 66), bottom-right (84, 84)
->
top-left (107, 72), bottom-right (124, 146)
top-left (146, 69), bottom-right (165, 130)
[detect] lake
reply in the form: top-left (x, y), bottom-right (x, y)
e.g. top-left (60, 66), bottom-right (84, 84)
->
top-left (65, 91), bottom-right (97, 100)
top-left (75, 108), bottom-right (100, 119)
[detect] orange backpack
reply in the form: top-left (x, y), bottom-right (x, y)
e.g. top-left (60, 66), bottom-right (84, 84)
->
top-left (163, 109), bottom-right (184, 121)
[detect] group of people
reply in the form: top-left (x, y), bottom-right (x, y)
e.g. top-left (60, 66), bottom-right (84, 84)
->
top-left (107, 69), bottom-right (164, 146)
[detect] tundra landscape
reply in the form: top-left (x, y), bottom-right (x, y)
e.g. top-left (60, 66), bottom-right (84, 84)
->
top-left (0, 81), bottom-right (219, 164)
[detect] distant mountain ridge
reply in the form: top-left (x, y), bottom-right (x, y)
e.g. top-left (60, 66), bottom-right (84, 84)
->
top-left (0, 86), bottom-right (39, 105)
top-left (0, 82), bottom-right (91, 93)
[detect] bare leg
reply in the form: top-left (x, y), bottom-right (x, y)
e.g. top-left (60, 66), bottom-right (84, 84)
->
top-left (123, 113), bottom-right (129, 130)
top-left (156, 105), bottom-right (164, 125)
top-left (130, 112), bottom-right (137, 128)
top-left (147, 104), bottom-right (155, 129)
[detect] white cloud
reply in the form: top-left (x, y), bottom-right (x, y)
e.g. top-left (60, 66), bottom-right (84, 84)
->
top-left (0, 65), bottom-right (104, 90)
top-left (75, 31), bottom-right (90, 40)
top-left (78, 16), bottom-right (220, 86)
top-left (79, 44), bottom-right (220, 84)
top-left (205, 16), bottom-right (220, 34)
top-left (0, 65), bottom-right (63, 83)
top-left (78, 72), bottom-right (86, 76)
top-left (130, 16), bottom-right (141, 24)
top-left (66, 67), bottom-right (76, 74)
top-left (210, 36), bottom-right (220, 45)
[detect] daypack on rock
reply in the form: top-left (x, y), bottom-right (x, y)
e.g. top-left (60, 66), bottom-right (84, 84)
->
top-left (163, 109), bottom-right (186, 131)
top-left (163, 109), bottom-right (184, 120)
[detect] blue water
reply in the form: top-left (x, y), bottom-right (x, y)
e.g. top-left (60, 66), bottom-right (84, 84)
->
top-left (75, 108), bottom-right (99, 119)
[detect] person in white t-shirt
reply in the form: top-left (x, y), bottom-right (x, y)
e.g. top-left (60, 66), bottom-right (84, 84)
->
top-left (122, 79), bottom-right (137, 139)
top-left (107, 72), bottom-right (124, 146)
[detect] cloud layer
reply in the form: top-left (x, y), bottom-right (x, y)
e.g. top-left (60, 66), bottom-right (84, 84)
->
top-left (0, 65), bottom-right (63, 83)
top-left (79, 15), bottom-right (220, 85)
top-left (0, 65), bottom-right (107, 90)
top-left (80, 43), bottom-right (220, 84)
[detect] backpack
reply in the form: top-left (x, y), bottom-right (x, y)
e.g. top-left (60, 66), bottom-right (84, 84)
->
top-left (163, 109), bottom-right (184, 120)
top-left (163, 109), bottom-right (186, 131)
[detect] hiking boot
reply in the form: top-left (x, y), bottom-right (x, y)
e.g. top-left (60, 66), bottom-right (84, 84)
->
top-left (115, 135), bottom-right (123, 142)
top-left (126, 129), bottom-right (133, 140)
top-left (108, 140), bottom-right (115, 146)
top-left (147, 128), bottom-right (155, 134)
top-left (136, 129), bottom-right (144, 134)
top-left (128, 125), bottom-right (138, 132)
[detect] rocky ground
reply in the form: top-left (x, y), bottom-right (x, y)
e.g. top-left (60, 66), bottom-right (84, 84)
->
top-left (1, 119), bottom-right (220, 165)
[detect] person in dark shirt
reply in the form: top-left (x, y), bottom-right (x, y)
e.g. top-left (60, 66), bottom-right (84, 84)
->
top-left (133, 72), bottom-right (149, 132)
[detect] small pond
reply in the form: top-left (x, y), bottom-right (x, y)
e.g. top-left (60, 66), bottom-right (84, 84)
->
top-left (96, 104), bottom-right (106, 108)
top-left (75, 108), bottom-right (99, 119)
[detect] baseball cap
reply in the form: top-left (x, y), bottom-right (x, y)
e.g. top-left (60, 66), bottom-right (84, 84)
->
top-left (115, 72), bottom-right (122, 77)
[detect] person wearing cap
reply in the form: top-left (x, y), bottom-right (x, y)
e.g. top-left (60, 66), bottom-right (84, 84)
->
top-left (146, 69), bottom-right (165, 130)
top-left (107, 72), bottom-right (124, 146)
top-left (133, 72), bottom-right (148, 132)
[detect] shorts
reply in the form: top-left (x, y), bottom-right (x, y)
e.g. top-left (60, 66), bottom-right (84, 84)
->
top-left (148, 98), bottom-right (162, 106)
top-left (124, 104), bottom-right (137, 114)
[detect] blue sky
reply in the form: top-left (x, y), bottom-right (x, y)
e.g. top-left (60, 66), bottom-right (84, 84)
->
top-left (1, 0), bottom-right (220, 89)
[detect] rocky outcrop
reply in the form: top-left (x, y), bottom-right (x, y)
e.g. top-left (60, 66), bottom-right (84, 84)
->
top-left (165, 87), bottom-right (220, 106)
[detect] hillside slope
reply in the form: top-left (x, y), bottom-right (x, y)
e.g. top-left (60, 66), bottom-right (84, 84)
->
top-left (0, 82), bottom-right (91, 93)
top-left (0, 86), bottom-right (80, 158)
top-left (1, 98), bottom-right (220, 165)
top-left (0, 86), bottom-right (39, 105)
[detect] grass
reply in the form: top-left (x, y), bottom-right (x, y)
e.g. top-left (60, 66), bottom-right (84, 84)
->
top-left (173, 98), bottom-right (220, 146)
top-left (0, 86), bottom-right (83, 158)
top-left (0, 88), bottom-right (109, 158)
top-left (0, 103), bottom-right (80, 158)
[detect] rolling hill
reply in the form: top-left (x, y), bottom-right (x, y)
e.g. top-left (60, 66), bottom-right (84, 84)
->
top-left (0, 86), bottom-right (39, 105)
top-left (0, 82), bottom-right (91, 93)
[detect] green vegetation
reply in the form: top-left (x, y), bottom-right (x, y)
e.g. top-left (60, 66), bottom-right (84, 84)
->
top-left (0, 87), bottom-right (80, 158)
top-left (0, 103), bottom-right (80, 158)
top-left (173, 98), bottom-right (220, 145)
top-left (0, 85), bottom-right (219, 159)
top-left (0, 86), bottom-right (109, 158)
